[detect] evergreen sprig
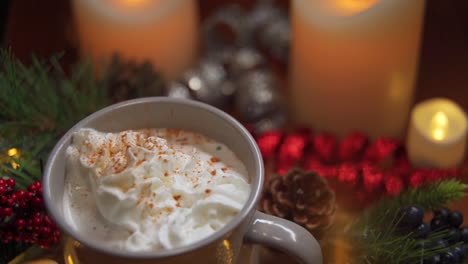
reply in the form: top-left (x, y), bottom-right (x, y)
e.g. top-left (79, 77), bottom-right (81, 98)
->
top-left (0, 49), bottom-right (109, 188)
top-left (363, 180), bottom-right (468, 228)
top-left (352, 180), bottom-right (468, 263)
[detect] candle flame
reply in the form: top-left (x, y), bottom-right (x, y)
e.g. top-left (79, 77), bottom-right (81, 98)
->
top-left (334, 0), bottom-right (378, 15)
top-left (118, 0), bottom-right (149, 8)
top-left (431, 111), bottom-right (449, 141)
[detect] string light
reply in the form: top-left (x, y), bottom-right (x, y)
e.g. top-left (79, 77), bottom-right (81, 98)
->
top-left (6, 148), bottom-right (20, 169)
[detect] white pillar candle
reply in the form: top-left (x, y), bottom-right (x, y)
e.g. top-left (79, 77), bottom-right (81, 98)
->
top-left (289, 0), bottom-right (426, 139)
top-left (72, 0), bottom-right (199, 80)
top-left (407, 98), bottom-right (468, 168)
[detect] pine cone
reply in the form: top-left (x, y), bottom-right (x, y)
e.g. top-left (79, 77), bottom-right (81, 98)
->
top-left (105, 54), bottom-right (165, 103)
top-left (260, 169), bottom-right (336, 237)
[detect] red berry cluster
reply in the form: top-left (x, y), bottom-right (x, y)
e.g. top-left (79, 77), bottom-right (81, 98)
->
top-left (0, 178), bottom-right (60, 248)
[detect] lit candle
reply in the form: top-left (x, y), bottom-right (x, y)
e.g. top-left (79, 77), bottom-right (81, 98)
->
top-left (289, 0), bottom-right (426, 139)
top-left (407, 98), bottom-right (468, 168)
top-left (72, 0), bottom-right (199, 80)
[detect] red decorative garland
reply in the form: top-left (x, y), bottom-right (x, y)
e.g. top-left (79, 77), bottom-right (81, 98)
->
top-left (253, 129), bottom-right (460, 203)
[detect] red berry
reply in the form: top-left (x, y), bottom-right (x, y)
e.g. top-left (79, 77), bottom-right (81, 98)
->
top-left (40, 227), bottom-right (51, 236)
top-left (0, 179), bottom-right (5, 186)
top-left (6, 178), bottom-right (15, 188)
top-left (31, 197), bottom-right (43, 208)
top-left (10, 193), bottom-right (17, 202)
top-left (3, 207), bottom-right (13, 216)
top-left (16, 190), bottom-right (27, 199)
top-left (2, 231), bottom-right (14, 243)
top-left (43, 215), bottom-right (53, 226)
top-left (6, 198), bottom-right (15, 206)
top-left (28, 184), bottom-right (37, 192)
top-left (52, 230), bottom-right (61, 243)
top-left (0, 186), bottom-right (5, 195)
top-left (15, 219), bottom-right (26, 229)
top-left (17, 201), bottom-right (26, 209)
top-left (33, 216), bottom-right (42, 226)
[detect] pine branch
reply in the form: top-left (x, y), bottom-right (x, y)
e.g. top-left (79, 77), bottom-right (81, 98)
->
top-left (351, 180), bottom-right (468, 263)
top-left (0, 49), bottom-right (110, 187)
top-left (363, 180), bottom-right (467, 229)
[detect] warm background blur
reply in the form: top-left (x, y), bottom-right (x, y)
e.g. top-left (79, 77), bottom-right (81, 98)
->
top-left (2, 0), bottom-right (468, 108)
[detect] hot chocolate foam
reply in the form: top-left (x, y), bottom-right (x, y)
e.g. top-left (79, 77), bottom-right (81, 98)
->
top-left (64, 128), bottom-right (250, 251)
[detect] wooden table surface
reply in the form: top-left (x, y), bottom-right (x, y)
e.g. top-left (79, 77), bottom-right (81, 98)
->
top-left (3, 0), bottom-right (468, 263)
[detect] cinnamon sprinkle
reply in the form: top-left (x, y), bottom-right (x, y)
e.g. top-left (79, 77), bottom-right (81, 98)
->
top-left (135, 158), bottom-right (146, 167)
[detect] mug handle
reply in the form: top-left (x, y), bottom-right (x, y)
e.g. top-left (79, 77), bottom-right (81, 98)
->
top-left (244, 211), bottom-right (322, 264)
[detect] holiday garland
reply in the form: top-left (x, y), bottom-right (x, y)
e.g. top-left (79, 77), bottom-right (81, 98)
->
top-left (254, 129), bottom-right (461, 204)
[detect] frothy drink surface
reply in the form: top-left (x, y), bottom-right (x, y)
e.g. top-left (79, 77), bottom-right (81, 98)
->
top-left (64, 128), bottom-right (250, 251)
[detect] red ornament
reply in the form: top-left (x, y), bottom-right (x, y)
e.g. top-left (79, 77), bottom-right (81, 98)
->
top-left (275, 130), bottom-right (310, 174)
top-left (362, 163), bottom-right (384, 192)
top-left (313, 132), bottom-right (337, 163)
top-left (338, 132), bottom-right (368, 161)
top-left (303, 155), bottom-right (338, 178)
top-left (337, 163), bottom-right (359, 188)
top-left (364, 138), bottom-right (401, 163)
top-left (256, 130), bottom-right (283, 161)
top-left (385, 176), bottom-right (404, 196)
top-left (409, 170), bottom-right (426, 188)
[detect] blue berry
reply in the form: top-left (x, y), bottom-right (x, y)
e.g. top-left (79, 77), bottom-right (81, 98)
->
top-left (446, 228), bottom-right (461, 244)
top-left (450, 249), bottom-right (462, 263)
top-left (398, 205), bottom-right (424, 229)
top-left (431, 217), bottom-right (448, 231)
top-left (449, 211), bottom-right (464, 228)
top-left (441, 251), bottom-right (458, 264)
top-left (415, 223), bottom-right (431, 238)
top-left (434, 208), bottom-right (450, 221)
top-left (453, 245), bottom-right (465, 259)
top-left (423, 254), bottom-right (441, 264)
top-left (461, 227), bottom-right (468, 243)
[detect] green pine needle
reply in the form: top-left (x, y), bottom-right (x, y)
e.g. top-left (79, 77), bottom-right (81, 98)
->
top-left (352, 180), bottom-right (468, 263)
top-left (0, 49), bottom-right (109, 187)
top-left (363, 180), bottom-right (468, 229)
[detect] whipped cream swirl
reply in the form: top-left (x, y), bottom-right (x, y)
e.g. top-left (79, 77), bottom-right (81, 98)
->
top-left (64, 128), bottom-right (250, 251)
